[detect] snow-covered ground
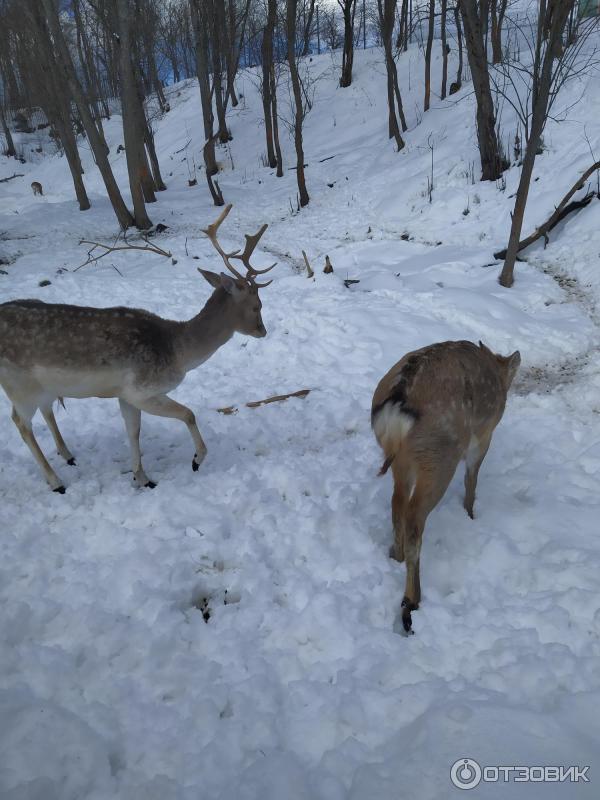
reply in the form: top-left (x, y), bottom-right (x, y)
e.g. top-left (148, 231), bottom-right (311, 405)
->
top-left (1, 44), bottom-right (599, 799)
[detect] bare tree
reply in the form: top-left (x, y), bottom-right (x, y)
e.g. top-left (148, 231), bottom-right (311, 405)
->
top-left (0, 102), bottom-right (16, 157)
top-left (338, 0), bottom-right (357, 87)
top-left (261, 0), bottom-right (283, 175)
top-left (321, 6), bottom-right (343, 50)
top-left (453, 2), bottom-right (464, 91)
top-left (301, 0), bottom-right (316, 55)
top-left (499, 0), bottom-right (580, 287)
top-left (158, 0), bottom-right (196, 82)
top-left (423, 0), bottom-right (435, 110)
top-left (459, 0), bottom-right (507, 180)
top-left (224, 0), bottom-right (251, 106)
top-left (440, 0), bottom-right (448, 98)
top-left (115, 0), bottom-right (154, 228)
top-left (490, 0), bottom-right (508, 63)
top-left (286, 0), bottom-right (309, 206)
top-left (190, 0), bottom-right (223, 203)
top-left (39, 0), bottom-right (135, 227)
top-left (396, 0), bottom-right (409, 50)
top-left (378, 0), bottom-right (406, 150)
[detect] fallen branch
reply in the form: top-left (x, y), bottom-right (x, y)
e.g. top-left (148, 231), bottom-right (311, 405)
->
top-left (174, 138), bottom-right (192, 154)
top-left (0, 173), bottom-right (24, 183)
top-left (494, 160), bottom-right (600, 259)
top-left (217, 388), bottom-right (311, 415)
top-left (75, 236), bottom-right (172, 271)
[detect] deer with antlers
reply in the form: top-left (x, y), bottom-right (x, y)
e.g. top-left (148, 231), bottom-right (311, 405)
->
top-left (0, 205), bottom-right (275, 492)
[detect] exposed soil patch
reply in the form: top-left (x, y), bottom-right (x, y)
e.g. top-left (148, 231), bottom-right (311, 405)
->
top-left (513, 260), bottom-right (599, 396)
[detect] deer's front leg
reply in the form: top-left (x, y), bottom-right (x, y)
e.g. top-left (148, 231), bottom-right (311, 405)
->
top-left (128, 394), bottom-right (207, 472)
top-left (41, 406), bottom-right (76, 465)
top-left (119, 399), bottom-right (155, 488)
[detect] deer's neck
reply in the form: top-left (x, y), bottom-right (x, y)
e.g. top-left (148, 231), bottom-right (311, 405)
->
top-left (176, 288), bottom-right (236, 371)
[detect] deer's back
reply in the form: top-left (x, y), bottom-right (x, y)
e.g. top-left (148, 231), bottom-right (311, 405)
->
top-left (374, 341), bottom-right (509, 450)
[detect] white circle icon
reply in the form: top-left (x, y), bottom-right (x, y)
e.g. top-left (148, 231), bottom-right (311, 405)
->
top-left (450, 758), bottom-right (482, 790)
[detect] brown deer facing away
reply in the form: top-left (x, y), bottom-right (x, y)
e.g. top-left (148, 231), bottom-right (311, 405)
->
top-left (372, 340), bottom-right (520, 634)
top-left (0, 205), bottom-right (276, 492)
top-left (31, 181), bottom-right (43, 196)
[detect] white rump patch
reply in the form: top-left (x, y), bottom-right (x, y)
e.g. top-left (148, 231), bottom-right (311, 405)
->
top-left (373, 402), bottom-right (415, 445)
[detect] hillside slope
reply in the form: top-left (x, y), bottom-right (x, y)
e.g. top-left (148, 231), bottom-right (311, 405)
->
top-left (1, 45), bottom-right (599, 799)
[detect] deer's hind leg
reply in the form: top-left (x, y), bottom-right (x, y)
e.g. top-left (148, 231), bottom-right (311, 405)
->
top-left (401, 453), bottom-right (461, 633)
top-left (463, 431), bottom-right (493, 519)
top-left (41, 405), bottom-right (76, 466)
top-left (390, 458), bottom-right (414, 563)
top-left (10, 404), bottom-right (65, 493)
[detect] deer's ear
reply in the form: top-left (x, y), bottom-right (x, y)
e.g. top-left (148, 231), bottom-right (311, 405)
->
top-left (508, 350), bottom-right (521, 375)
top-left (218, 272), bottom-right (239, 295)
top-left (198, 268), bottom-right (221, 288)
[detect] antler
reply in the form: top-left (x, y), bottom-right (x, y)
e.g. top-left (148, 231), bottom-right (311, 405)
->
top-left (202, 204), bottom-right (276, 288)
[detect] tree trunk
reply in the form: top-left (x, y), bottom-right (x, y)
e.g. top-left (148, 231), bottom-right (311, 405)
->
top-left (55, 115), bottom-right (91, 210)
top-left (302, 0), bottom-right (316, 55)
top-left (0, 105), bottom-right (16, 157)
top-left (441, 0), bottom-right (448, 99)
top-left (424, 0), bottom-right (435, 111)
top-left (378, 0), bottom-right (405, 149)
top-left (271, 65), bottom-right (283, 178)
top-left (490, 0), bottom-right (508, 64)
top-left (338, 0), bottom-right (356, 88)
top-left (144, 126), bottom-right (167, 191)
top-left (190, 0), bottom-right (219, 178)
top-left (0, 55), bottom-right (20, 107)
top-left (459, 0), bottom-right (506, 180)
top-left (116, 0), bottom-right (153, 228)
top-left (499, 0), bottom-right (574, 287)
top-left (211, 0), bottom-right (230, 143)
top-left (72, 0), bottom-right (108, 129)
top-left (47, 69), bottom-right (90, 210)
top-left (261, 0), bottom-right (277, 168)
top-left (224, 0), bottom-right (251, 107)
top-left (454, 4), bottom-right (464, 90)
top-left (397, 0), bottom-right (409, 50)
top-left (287, 0), bottom-right (309, 206)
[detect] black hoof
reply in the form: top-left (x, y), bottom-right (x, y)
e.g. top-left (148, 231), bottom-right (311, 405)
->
top-left (145, 480), bottom-right (157, 489)
top-left (401, 597), bottom-right (417, 634)
top-left (53, 485), bottom-right (66, 494)
top-left (192, 457), bottom-right (200, 472)
top-left (67, 458), bottom-right (76, 466)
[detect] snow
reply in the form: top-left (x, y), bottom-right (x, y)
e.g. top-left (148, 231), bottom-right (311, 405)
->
top-left (1, 42), bottom-right (600, 799)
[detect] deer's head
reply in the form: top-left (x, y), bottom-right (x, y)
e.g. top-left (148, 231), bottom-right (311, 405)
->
top-left (479, 341), bottom-right (521, 390)
top-left (199, 204), bottom-right (275, 339)
top-left (199, 269), bottom-right (266, 338)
